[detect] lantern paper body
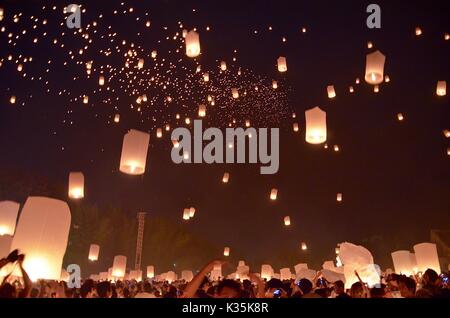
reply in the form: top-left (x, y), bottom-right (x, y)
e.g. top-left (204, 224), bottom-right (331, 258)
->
top-left (138, 58), bottom-right (144, 69)
top-left (183, 208), bottom-right (190, 220)
top-left (222, 172), bottom-right (230, 183)
top-left (0, 201), bottom-right (20, 236)
top-left (321, 269), bottom-right (345, 283)
top-left (0, 235), bottom-right (13, 261)
top-left (391, 250), bottom-right (415, 276)
top-left (203, 73), bottom-right (209, 82)
top-left (301, 242), bottom-right (307, 250)
top-left (88, 244), bottom-right (100, 261)
top-left (147, 265), bottom-right (155, 278)
top-left (166, 271), bottom-right (177, 283)
top-left (114, 114), bottom-right (120, 123)
top-left (198, 104), bottom-right (206, 117)
top-left (112, 255), bottom-right (127, 278)
top-left (10, 197), bottom-right (71, 281)
top-left (284, 216), bottom-right (291, 226)
top-left (224, 247), bottom-right (230, 257)
top-left (261, 265), bottom-right (274, 280)
top-left (327, 85), bottom-right (336, 98)
top-left (296, 269), bottom-right (317, 282)
top-left (99, 272), bottom-right (108, 281)
top-left (280, 268), bottom-right (292, 281)
top-left (107, 268), bottom-right (113, 281)
top-left (272, 80), bottom-right (278, 89)
top-left (185, 30), bottom-right (200, 58)
top-left (323, 261), bottom-right (335, 270)
top-left (211, 264), bottom-right (222, 281)
top-left (119, 129), bottom-right (150, 175)
top-left (277, 56), bottom-right (287, 72)
top-left (336, 193), bottom-right (343, 202)
top-left (68, 172), bottom-right (84, 199)
top-left (294, 263), bottom-right (308, 274)
top-left (305, 107), bottom-right (327, 144)
top-left (436, 81), bottom-right (447, 96)
top-left (181, 270), bottom-right (194, 282)
top-left (99, 76), bottom-right (105, 86)
top-left (270, 188), bottom-right (278, 200)
top-left (156, 128), bottom-right (163, 138)
top-left (220, 61), bottom-right (227, 71)
top-left (293, 123), bottom-right (299, 132)
top-left (365, 50), bottom-right (386, 85)
top-left (413, 243), bottom-right (441, 273)
top-left (231, 88), bottom-right (239, 99)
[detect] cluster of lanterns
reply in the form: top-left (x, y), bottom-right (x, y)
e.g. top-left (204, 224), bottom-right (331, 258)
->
top-left (182, 207), bottom-right (196, 220)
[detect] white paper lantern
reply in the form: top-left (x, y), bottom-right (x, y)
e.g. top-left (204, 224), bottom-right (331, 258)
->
top-left (203, 73), bottom-right (209, 82)
top-left (284, 216), bottom-right (291, 226)
top-left (147, 265), bottom-right (155, 278)
top-left (198, 104), bottom-right (206, 117)
top-left (270, 188), bottom-right (278, 200)
top-left (336, 193), bottom-right (343, 202)
top-left (119, 129), bottom-right (150, 175)
top-left (305, 107), bottom-right (327, 144)
top-left (365, 50), bottom-right (386, 85)
top-left (301, 242), bottom-right (308, 250)
top-left (68, 172), bottom-right (84, 199)
top-left (293, 123), bottom-right (299, 132)
top-left (391, 250), bottom-right (414, 276)
top-left (222, 172), bottom-right (229, 183)
top-left (0, 201), bottom-right (20, 236)
top-left (181, 270), bottom-right (194, 282)
top-left (220, 61), bottom-right (227, 71)
top-left (83, 95), bottom-right (89, 104)
top-left (413, 243), bottom-right (441, 274)
top-left (114, 114), bottom-right (120, 123)
top-left (183, 208), bottom-right (190, 220)
top-left (224, 247), bottom-right (230, 257)
top-left (156, 128), bottom-right (163, 138)
top-left (231, 88), bottom-right (239, 99)
top-left (88, 244), bottom-right (100, 261)
top-left (98, 75), bottom-right (105, 86)
top-left (112, 255), bottom-right (127, 278)
top-left (189, 207), bottom-right (196, 218)
top-left (277, 56), bottom-right (287, 72)
top-left (0, 8), bottom-right (4, 21)
top-left (137, 58), bottom-right (144, 69)
top-left (436, 81), bottom-right (447, 96)
top-left (99, 272), bottom-right (108, 281)
top-left (272, 80), bottom-right (278, 89)
top-left (151, 50), bottom-right (157, 58)
top-left (261, 264), bottom-right (274, 280)
top-left (10, 197), bottom-right (71, 281)
top-left (185, 30), bottom-right (200, 58)
top-left (327, 85), bottom-right (336, 98)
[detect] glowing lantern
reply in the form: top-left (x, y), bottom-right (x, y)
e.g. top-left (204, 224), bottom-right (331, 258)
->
top-left (88, 244), bottom-right (100, 261)
top-left (415, 27), bottom-right (422, 36)
top-left (367, 41), bottom-right (373, 49)
top-left (10, 96), bottom-right (16, 104)
top-left (156, 128), bottom-right (163, 138)
top-left (301, 242), bottom-right (308, 251)
top-left (280, 268), bottom-right (292, 281)
top-left (185, 30), bottom-right (200, 58)
top-left (198, 104), bottom-right (206, 117)
top-left (10, 197), bottom-right (71, 281)
top-left (334, 145), bottom-right (340, 152)
top-left (436, 81), bottom-right (446, 96)
top-left (151, 50), bottom-right (157, 58)
top-left (222, 172), bottom-right (229, 183)
top-left (147, 265), bottom-right (155, 278)
top-left (272, 81), bottom-right (278, 89)
top-left (284, 216), bottom-right (291, 226)
top-left (0, 201), bottom-right (20, 236)
top-left (293, 123), bottom-right (299, 132)
top-left (335, 247), bottom-right (340, 254)
top-left (203, 73), bottom-right (209, 82)
top-left (413, 243), bottom-right (441, 273)
top-left (270, 188), bottom-right (278, 200)
top-left (231, 88), bottom-right (239, 99)
top-left (137, 58), bottom-right (144, 69)
top-left (68, 172), bottom-right (84, 199)
top-left (305, 107), bottom-right (327, 144)
top-left (365, 50), bottom-right (386, 85)
top-left (445, 33), bottom-right (450, 41)
top-left (119, 129), bottom-right (150, 175)
top-left (374, 85), bottom-right (380, 93)
top-left (112, 255), bottom-right (127, 278)
top-left (336, 193), bottom-right (343, 202)
top-left (0, 8), bottom-right (3, 21)
top-left (224, 247), bottom-right (230, 257)
top-left (261, 265), bottom-right (274, 280)
top-left (277, 56), bottom-right (287, 72)
top-left (83, 95), bottom-right (89, 104)
top-left (327, 85), bottom-right (336, 98)
top-left (349, 86), bottom-right (354, 93)
top-left (443, 130), bottom-right (450, 138)
top-left (172, 139), bottom-right (180, 148)
top-left (220, 61), bottom-right (227, 71)
top-left (397, 113), bottom-right (404, 121)
top-left (385, 75), bottom-right (390, 83)
top-left (114, 114), bottom-right (120, 123)
top-left (182, 270), bottom-right (194, 282)
top-left (189, 207), bottom-right (196, 218)
top-left (391, 250), bottom-right (415, 276)
top-left (196, 65), bottom-right (201, 73)
top-left (183, 208), bottom-right (190, 220)
top-left (98, 75), bottom-right (105, 86)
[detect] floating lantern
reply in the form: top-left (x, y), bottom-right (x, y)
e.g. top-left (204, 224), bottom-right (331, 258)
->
top-left (293, 123), bottom-right (299, 132)
top-left (231, 88), bottom-right (239, 99)
top-left (98, 75), bottom-right (105, 86)
top-left (147, 265), bottom-right (155, 278)
top-left (436, 81), bottom-right (446, 96)
top-left (151, 50), bottom-right (157, 58)
top-left (0, 201), bottom-right (20, 236)
top-left (356, 78), bottom-right (360, 84)
top-left (327, 85), bottom-right (336, 98)
top-left (245, 120), bottom-right (251, 127)
top-left (88, 244), bottom-right (100, 261)
top-left (9, 96), bottom-right (16, 104)
top-left (196, 65), bottom-right (201, 73)
top-left (203, 73), bottom-right (209, 82)
top-left (83, 95), bottom-right (89, 104)
top-left (68, 172), bottom-right (84, 199)
top-left (272, 80), bottom-right (278, 89)
top-left (391, 250), bottom-right (414, 276)
top-left (181, 270), bottom-right (194, 282)
top-left (0, 8), bottom-right (3, 21)
top-left (374, 85), bottom-right (380, 93)
top-left (280, 268), bottom-right (292, 281)
top-left (10, 197), bottom-right (71, 281)
top-left (156, 128), bottom-right (163, 138)
top-left (448, 148), bottom-right (450, 156)
top-left (349, 86), bottom-right (354, 93)
top-left (367, 41), bottom-right (373, 49)
top-left (112, 255), bottom-right (127, 278)
top-left (284, 216), bottom-right (291, 226)
top-left (305, 107), bottom-right (327, 144)
top-left (220, 61), bottom-right (227, 71)
top-left (336, 193), bottom-right (343, 202)
top-left (413, 243), bottom-right (441, 274)
top-left (182, 29), bottom-right (188, 38)
top-left (261, 265), bottom-right (274, 280)
top-left (183, 208), bottom-right (190, 220)
top-left (185, 117), bottom-right (191, 125)
top-left (415, 27), bottom-right (422, 36)
top-left (185, 30), bottom-right (200, 58)
top-left (137, 58), bottom-right (144, 69)
top-left (270, 188), bottom-right (278, 200)
top-left (119, 129), bottom-right (150, 175)
top-left (301, 242), bottom-right (308, 251)
top-left (222, 172), bottom-right (229, 183)
top-left (397, 113), bottom-right (404, 121)
top-left (198, 104), bottom-right (206, 117)
top-left (334, 145), bottom-right (340, 152)
top-left (223, 247), bottom-right (230, 257)
top-left (189, 207), bottom-right (196, 218)
top-left (277, 56), bottom-right (287, 72)
top-left (385, 75), bottom-right (390, 83)
top-left (445, 33), bottom-right (450, 41)
top-left (114, 114), bottom-right (120, 123)
top-left (365, 50), bottom-right (386, 85)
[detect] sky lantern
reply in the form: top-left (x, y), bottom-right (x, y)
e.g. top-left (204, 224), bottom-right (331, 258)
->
top-left (83, 95), bottom-right (89, 104)
top-left (112, 255), bottom-right (127, 278)
top-left (293, 123), bottom-right (299, 132)
top-left (327, 85), bottom-right (336, 98)
top-left (397, 113), bottom-right (404, 121)
top-left (203, 72), bottom-right (209, 82)
top-left (185, 30), bottom-right (200, 58)
top-left (391, 250), bottom-right (415, 276)
top-left (284, 216), bottom-right (291, 226)
top-left (365, 50), bottom-right (386, 85)
top-left (156, 128), bottom-right (163, 138)
top-left (68, 172), bottom-right (84, 199)
top-left (415, 27), bottom-right (422, 36)
top-left (0, 201), bottom-right (20, 236)
top-left (98, 75), bottom-right (105, 86)
top-left (261, 265), bottom-right (274, 280)
top-left (231, 88), bottom-right (239, 99)
top-left (198, 104), bottom-right (206, 117)
top-left (385, 75), bottom-right (391, 83)
top-left (413, 243), bottom-right (441, 273)
top-left (10, 197), bottom-right (71, 281)
top-left (349, 86), bottom-right (354, 93)
top-left (270, 188), bottom-right (278, 200)
top-left (151, 50), bottom-right (157, 58)
top-left (220, 61), bottom-right (227, 71)
top-left (88, 244), bottom-right (100, 261)
top-left (183, 208), bottom-right (190, 220)
top-left (301, 242), bottom-right (308, 251)
top-left (189, 207), bottom-right (196, 218)
top-left (119, 129), bottom-right (150, 175)
top-left (223, 247), bottom-right (230, 257)
top-left (147, 265), bottom-right (155, 278)
top-left (114, 114), bottom-right (120, 123)
top-left (222, 172), bottom-right (229, 183)
top-left (272, 80), bottom-right (278, 89)
top-left (436, 81), bottom-right (446, 96)
top-left (335, 247), bottom-right (340, 255)
top-left (181, 270), bottom-right (194, 282)
top-left (277, 56), bottom-right (287, 72)
top-left (0, 8), bottom-right (3, 21)
top-left (137, 58), bottom-right (144, 69)
top-left (336, 193), bottom-right (343, 202)
top-left (374, 85), bottom-right (380, 93)
top-left (9, 96), bottom-right (16, 104)
top-left (305, 107), bottom-right (327, 144)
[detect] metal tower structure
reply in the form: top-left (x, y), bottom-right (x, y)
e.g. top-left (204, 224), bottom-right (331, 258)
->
top-left (134, 212), bottom-right (146, 270)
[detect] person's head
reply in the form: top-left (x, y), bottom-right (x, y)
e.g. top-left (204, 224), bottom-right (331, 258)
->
top-left (265, 278), bottom-right (285, 298)
top-left (334, 280), bottom-right (346, 294)
top-left (423, 269), bottom-right (439, 286)
top-left (0, 283), bottom-right (17, 298)
top-left (398, 276), bottom-right (416, 298)
top-left (298, 278), bottom-right (313, 295)
top-left (80, 279), bottom-right (95, 298)
top-left (350, 282), bottom-right (364, 298)
top-left (96, 281), bottom-right (112, 298)
top-left (143, 281), bottom-right (152, 293)
top-left (370, 285), bottom-right (386, 298)
top-left (216, 279), bottom-right (241, 298)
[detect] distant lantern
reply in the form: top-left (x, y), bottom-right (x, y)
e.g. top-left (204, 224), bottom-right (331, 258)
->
top-left (185, 30), bottom-right (200, 58)
top-left (156, 128), bottom-right (163, 138)
top-left (270, 188), bottom-right (278, 201)
top-left (220, 61), bottom-right (227, 71)
top-left (365, 50), bottom-right (386, 85)
top-left (231, 88), bottom-right (239, 99)
top-left (293, 123), bottom-right (299, 132)
top-left (391, 250), bottom-right (415, 276)
top-left (436, 81), bottom-right (446, 96)
top-left (349, 86), bottom-right (354, 93)
top-left (196, 65), bottom-right (201, 73)
top-left (445, 33), bottom-right (450, 41)
top-left (415, 27), bottom-right (422, 36)
top-left (83, 95), bottom-right (89, 104)
top-left (374, 85), bottom-right (380, 93)
top-left (10, 197), bottom-right (71, 281)
top-left (68, 172), bottom-right (84, 199)
top-left (183, 208), bottom-right (190, 220)
top-left (367, 41), bottom-right (373, 49)
top-left (336, 193), bottom-right (343, 202)
top-left (222, 172), bottom-right (230, 183)
top-left (413, 243), bottom-right (441, 274)
top-left (0, 8), bottom-right (3, 21)
top-left (185, 117), bottom-right (191, 125)
top-left (277, 56), bottom-right (287, 72)
top-left (147, 265), bottom-right (155, 278)
top-left (9, 96), bottom-right (16, 104)
top-left (245, 120), bottom-right (251, 127)
top-left (301, 242), bottom-right (308, 251)
top-left (356, 78), bottom-right (360, 84)
top-left (284, 216), bottom-right (291, 226)
top-left (203, 72), bottom-right (209, 82)
top-left (151, 50), bottom-right (157, 58)
top-left (327, 85), bottom-right (336, 98)
top-left (334, 145), bottom-right (340, 152)
top-left (112, 255), bottom-right (127, 278)
top-left (88, 244), bottom-right (100, 261)
top-left (224, 247), bottom-right (230, 257)
top-left (198, 104), bottom-right (206, 117)
top-left (272, 80), bottom-right (278, 89)
top-left (189, 207), bottom-right (196, 218)
top-left (138, 58), bottom-right (144, 69)
top-left (119, 129), bottom-right (150, 175)
top-left (165, 124), bottom-right (170, 131)
top-left (182, 29), bottom-right (188, 38)
top-left (335, 247), bottom-right (340, 254)
top-left (397, 113), bottom-right (404, 121)
top-left (114, 114), bottom-right (120, 123)
top-left (98, 75), bottom-right (105, 86)
top-left (385, 75), bottom-right (390, 83)
top-left (443, 130), bottom-right (450, 138)
top-left (0, 201), bottom-right (20, 236)
top-left (305, 107), bottom-right (327, 144)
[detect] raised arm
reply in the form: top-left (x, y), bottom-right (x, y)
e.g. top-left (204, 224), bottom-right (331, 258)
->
top-left (181, 259), bottom-right (224, 298)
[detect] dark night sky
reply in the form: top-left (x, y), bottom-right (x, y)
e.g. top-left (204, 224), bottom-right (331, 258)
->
top-left (0, 0), bottom-right (449, 270)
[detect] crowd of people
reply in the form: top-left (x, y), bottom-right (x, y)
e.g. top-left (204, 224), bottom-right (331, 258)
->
top-left (1, 251), bottom-right (449, 299)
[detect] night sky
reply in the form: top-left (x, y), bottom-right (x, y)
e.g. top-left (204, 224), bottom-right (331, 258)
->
top-left (0, 0), bottom-right (449, 270)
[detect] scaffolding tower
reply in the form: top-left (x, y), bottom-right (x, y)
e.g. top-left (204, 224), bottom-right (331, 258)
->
top-left (135, 212), bottom-right (146, 270)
